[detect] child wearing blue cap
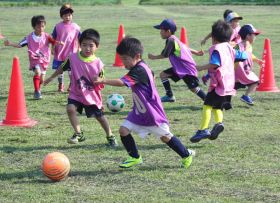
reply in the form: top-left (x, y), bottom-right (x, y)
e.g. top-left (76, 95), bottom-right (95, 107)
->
top-left (234, 24), bottom-right (263, 105)
top-left (148, 19), bottom-right (206, 103)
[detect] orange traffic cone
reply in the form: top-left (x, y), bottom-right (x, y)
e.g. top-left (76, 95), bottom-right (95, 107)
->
top-left (257, 38), bottom-right (280, 92)
top-left (113, 24), bottom-right (125, 67)
top-left (180, 26), bottom-right (188, 46)
top-left (0, 57), bottom-right (38, 127)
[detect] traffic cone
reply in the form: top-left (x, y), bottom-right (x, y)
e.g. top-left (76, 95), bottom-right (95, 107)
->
top-left (0, 57), bottom-right (38, 127)
top-left (180, 26), bottom-right (188, 46)
top-left (257, 38), bottom-right (280, 92)
top-left (113, 24), bottom-right (125, 67)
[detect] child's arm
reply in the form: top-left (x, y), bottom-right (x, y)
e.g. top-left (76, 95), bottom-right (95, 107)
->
top-left (148, 53), bottom-right (165, 60)
top-left (190, 48), bottom-right (204, 56)
top-left (197, 64), bottom-right (218, 71)
top-left (201, 32), bottom-right (211, 46)
top-left (94, 77), bottom-right (125, 87)
top-left (48, 35), bottom-right (64, 46)
top-left (252, 54), bottom-right (264, 66)
top-left (4, 39), bottom-right (21, 48)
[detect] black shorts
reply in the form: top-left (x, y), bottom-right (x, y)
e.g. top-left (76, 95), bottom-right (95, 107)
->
top-left (234, 81), bottom-right (259, 90)
top-left (204, 90), bottom-right (232, 110)
top-left (68, 98), bottom-right (104, 118)
top-left (163, 68), bottom-right (199, 89)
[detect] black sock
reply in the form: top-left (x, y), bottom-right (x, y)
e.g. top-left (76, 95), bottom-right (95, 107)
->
top-left (166, 136), bottom-right (189, 158)
top-left (195, 88), bottom-right (206, 101)
top-left (121, 134), bottom-right (139, 158)
top-left (162, 79), bottom-right (173, 97)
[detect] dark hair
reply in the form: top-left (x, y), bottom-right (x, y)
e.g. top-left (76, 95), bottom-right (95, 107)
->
top-left (116, 37), bottom-right (143, 58)
top-left (79, 28), bottom-right (100, 46)
top-left (31, 15), bottom-right (46, 28)
top-left (223, 9), bottom-right (233, 20)
top-left (211, 20), bottom-right (232, 43)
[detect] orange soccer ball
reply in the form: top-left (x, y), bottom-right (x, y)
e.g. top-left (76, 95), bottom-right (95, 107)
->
top-left (42, 152), bottom-right (70, 181)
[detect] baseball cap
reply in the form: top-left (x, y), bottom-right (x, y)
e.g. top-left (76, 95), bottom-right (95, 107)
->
top-left (60, 4), bottom-right (74, 17)
top-left (153, 19), bottom-right (177, 33)
top-left (239, 24), bottom-right (261, 39)
top-left (225, 12), bottom-right (243, 23)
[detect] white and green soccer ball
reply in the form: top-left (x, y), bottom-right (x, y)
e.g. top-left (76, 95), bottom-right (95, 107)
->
top-left (106, 94), bottom-right (125, 112)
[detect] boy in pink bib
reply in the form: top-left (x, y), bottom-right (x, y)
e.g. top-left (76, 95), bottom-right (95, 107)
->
top-left (44, 29), bottom-right (117, 147)
top-left (4, 15), bottom-right (62, 99)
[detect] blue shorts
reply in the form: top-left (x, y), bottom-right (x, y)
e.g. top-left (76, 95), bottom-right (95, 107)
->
top-left (52, 60), bottom-right (64, 70)
top-left (67, 98), bottom-right (104, 118)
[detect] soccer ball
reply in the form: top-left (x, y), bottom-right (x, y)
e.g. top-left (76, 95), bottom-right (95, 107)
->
top-left (42, 152), bottom-right (70, 181)
top-left (106, 93), bottom-right (125, 112)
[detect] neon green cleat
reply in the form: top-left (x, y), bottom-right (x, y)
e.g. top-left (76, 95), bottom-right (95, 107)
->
top-left (181, 150), bottom-right (194, 169)
top-left (119, 156), bottom-right (143, 168)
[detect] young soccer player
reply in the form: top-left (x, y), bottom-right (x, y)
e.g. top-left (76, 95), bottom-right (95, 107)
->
top-left (201, 10), bottom-right (243, 85)
top-left (44, 29), bottom-right (117, 147)
top-left (148, 19), bottom-right (206, 103)
top-left (190, 20), bottom-right (247, 143)
top-left (4, 15), bottom-right (62, 99)
top-left (235, 24), bottom-right (263, 105)
top-left (94, 37), bottom-right (194, 169)
top-left (51, 3), bottom-right (81, 92)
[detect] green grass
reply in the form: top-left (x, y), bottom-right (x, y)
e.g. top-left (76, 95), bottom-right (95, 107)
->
top-left (0, 4), bottom-right (280, 203)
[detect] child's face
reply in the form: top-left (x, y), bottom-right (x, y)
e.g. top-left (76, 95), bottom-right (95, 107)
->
top-left (160, 29), bottom-right (172, 39)
top-left (80, 39), bottom-right (98, 57)
top-left (62, 13), bottom-right (73, 23)
top-left (230, 19), bottom-right (240, 29)
top-left (120, 54), bottom-right (141, 69)
top-left (34, 22), bottom-right (46, 35)
top-left (246, 33), bottom-right (256, 44)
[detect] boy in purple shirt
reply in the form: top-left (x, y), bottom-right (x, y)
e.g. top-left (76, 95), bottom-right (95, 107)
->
top-left (94, 37), bottom-right (194, 169)
top-left (148, 19), bottom-right (206, 103)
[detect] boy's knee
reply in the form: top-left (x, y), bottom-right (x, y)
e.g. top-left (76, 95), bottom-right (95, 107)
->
top-left (160, 135), bottom-right (172, 143)
top-left (66, 104), bottom-right (76, 114)
top-left (119, 126), bottom-right (129, 137)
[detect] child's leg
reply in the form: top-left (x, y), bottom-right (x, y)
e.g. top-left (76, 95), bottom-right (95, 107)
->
top-left (190, 87), bottom-right (206, 101)
top-left (200, 105), bottom-right (212, 130)
top-left (160, 71), bottom-right (173, 97)
top-left (67, 104), bottom-right (81, 134)
top-left (96, 115), bottom-right (112, 137)
top-left (213, 108), bottom-right (223, 124)
top-left (161, 136), bottom-right (190, 158)
top-left (33, 67), bottom-right (41, 92)
top-left (210, 108), bottom-right (224, 140)
top-left (245, 83), bottom-right (258, 96)
top-left (119, 126), bottom-right (140, 158)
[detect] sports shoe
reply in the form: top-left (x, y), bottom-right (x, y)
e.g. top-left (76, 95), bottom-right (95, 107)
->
top-left (106, 135), bottom-right (118, 147)
top-left (190, 129), bottom-right (211, 143)
top-left (209, 122), bottom-right (224, 140)
top-left (67, 132), bottom-right (86, 144)
top-left (161, 95), bottom-right (176, 102)
top-left (119, 156), bottom-right (143, 168)
top-left (34, 91), bottom-right (42, 100)
top-left (240, 95), bottom-right (254, 106)
top-left (181, 155), bottom-right (193, 169)
top-left (58, 83), bottom-right (64, 92)
top-left (201, 74), bottom-right (210, 85)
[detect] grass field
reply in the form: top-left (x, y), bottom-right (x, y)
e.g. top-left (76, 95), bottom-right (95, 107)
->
top-left (0, 3), bottom-right (280, 203)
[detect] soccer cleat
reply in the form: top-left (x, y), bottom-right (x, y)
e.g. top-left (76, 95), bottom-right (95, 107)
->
top-left (190, 129), bottom-right (211, 143)
top-left (34, 91), bottom-right (42, 100)
top-left (58, 83), bottom-right (64, 92)
top-left (67, 132), bottom-right (86, 144)
top-left (209, 122), bottom-right (224, 140)
top-left (240, 95), bottom-right (254, 106)
top-left (161, 95), bottom-right (176, 102)
top-left (119, 156), bottom-right (143, 168)
top-left (106, 135), bottom-right (118, 147)
top-left (181, 155), bottom-right (193, 169)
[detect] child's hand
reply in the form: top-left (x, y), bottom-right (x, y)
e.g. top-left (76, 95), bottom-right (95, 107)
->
top-left (256, 58), bottom-right (265, 66)
top-left (92, 76), bottom-right (104, 84)
top-left (195, 49), bottom-right (204, 56)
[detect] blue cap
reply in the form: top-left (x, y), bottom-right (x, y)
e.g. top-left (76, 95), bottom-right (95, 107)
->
top-left (239, 24), bottom-right (260, 39)
top-left (154, 19), bottom-right (177, 32)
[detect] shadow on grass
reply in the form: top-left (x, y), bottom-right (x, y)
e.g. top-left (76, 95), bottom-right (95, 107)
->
top-left (163, 105), bottom-right (201, 112)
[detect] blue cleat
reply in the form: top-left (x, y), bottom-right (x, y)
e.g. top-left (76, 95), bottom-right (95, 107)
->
top-left (240, 95), bottom-right (254, 106)
top-left (161, 95), bottom-right (176, 102)
top-left (209, 122), bottom-right (224, 140)
top-left (190, 129), bottom-right (211, 143)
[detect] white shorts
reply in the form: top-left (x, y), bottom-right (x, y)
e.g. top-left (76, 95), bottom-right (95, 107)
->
top-left (121, 120), bottom-right (173, 139)
top-left (33, 64), bottom-right (46, 75)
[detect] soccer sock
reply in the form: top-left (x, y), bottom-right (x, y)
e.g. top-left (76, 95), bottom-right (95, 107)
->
top-left (166, 136), bottom-right (189, 158)
top-left (162, 79), bottom-right (173, 97)
top-left (200, 105), bottom-right (212, 130)
top-left (195, 87), bottom-right (206, 101)
top-left (213, 109), bottom-right (223, 123)
top-left (121, 134), bottom-right (139, 158)
top-left (33, 75), bottom-right (41, 91)
top-left (58, 73), bottom-right (64, 84)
